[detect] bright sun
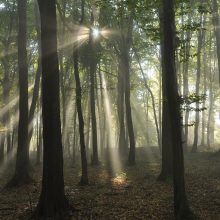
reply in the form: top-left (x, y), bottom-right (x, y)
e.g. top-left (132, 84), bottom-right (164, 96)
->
top-left (92, 27), bottom-right (101, 39)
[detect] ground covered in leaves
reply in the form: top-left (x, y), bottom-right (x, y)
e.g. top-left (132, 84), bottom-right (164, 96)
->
top-left (0, 149), bottom-right (220, 219)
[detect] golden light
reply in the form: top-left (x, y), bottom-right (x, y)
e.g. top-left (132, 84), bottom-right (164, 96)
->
top-left (112, 172), bottom-right (127, 186)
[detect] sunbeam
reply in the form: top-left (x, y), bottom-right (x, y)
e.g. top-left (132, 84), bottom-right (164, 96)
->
top-left (102, 73), bottom-right (121, 175)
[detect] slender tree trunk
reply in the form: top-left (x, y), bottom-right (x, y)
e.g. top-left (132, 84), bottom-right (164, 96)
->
top-left (162, 0), bottom-right (192, 218)
top-left (0, 135), bottom-right (5, 165)
top-left (98, 65), bottom-right (106, 157)
top-left (133, 46), bottom-right (161, 151)
top-left (201, 49), bottom-right (207, 146)
top-left (36, 111), bottom-right (42, 165)
top-left (122, 52), bottom-right (136, 165)
top-left (72, 103), bottom-right (77, 165)
top-left (35, 0), bottom-right (69, 217)
top-left (183, 15), bottom-right (192, 152)
top-left (8, 0), bottom-right (31, 186)
top-left (192, 14), bottom-right (204, 153)
top-left (207, 80), bottom-right (214, 149)
top-left (89, 25), bottom-right (99, 165)
top-left (212, 0), bottom-right (220, 85)
top-left (73, 17), bottom-right (88, 184)
top-left (117, 59), bottom-right (126, 156)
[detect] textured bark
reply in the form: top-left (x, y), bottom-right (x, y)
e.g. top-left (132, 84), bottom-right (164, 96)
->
top-left (158, 7), bottom-right (173, 180)
top-left (8, 0), bottom-right (31, 186)
top-left (35, 0), bottom-right (69, 217)
top-left (122, 52), bottom-right (136, 165)
top-left (162, 0), bottom-right (192, 218)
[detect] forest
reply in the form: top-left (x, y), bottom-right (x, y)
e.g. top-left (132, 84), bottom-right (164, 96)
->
top-left (0, 0), bottom-right (220, 219)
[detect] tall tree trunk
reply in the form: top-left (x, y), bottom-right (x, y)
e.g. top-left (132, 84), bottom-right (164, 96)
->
top-left (0, 135), bottom-right (5, 165)
top-left (89, 22), bottom-right (99, 165)
top-left (98, 65), bottom-right (106, 158)
top-left (158, 7), bottom-right (172, 180)
top-left (207, 79), bottom-right (214, 149)
top-left (35, 0), bottom-right (69, 217)
top-left (123, 52), bottom-right (136, 165)
top-left (192, 14), bottom-right (204, 153)
top-left (36, 110), bottom-right (42, 165)
top-left (72, 103), bottom-right (77, 165)
top-left (212, 0), bottom-right (220, 85)
top-left (162, 0), bottom-right (192, 218)
top-left (73, 50), bottom-right (88, 185)
top-left (200, 49), bottom-right (207, 146)
top-left (8, 0), bottom-right (31, 186)
top-left (183, 14), bottom-right (192, 152)
top-left (117, 59), bottom-right (126, 156)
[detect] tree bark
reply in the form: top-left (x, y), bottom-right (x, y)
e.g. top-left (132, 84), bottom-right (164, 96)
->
top-left (162, 0), bottom-right (192, 218)
top-left (212, 0), bottom-right (220, 85)
top-left (73, 37), bottom-right (88, 185)
top-left (35, 0), bottom-right (69, 217)
top-left (89, 22), bottom-right (99, 165)
top-left (8, 0), bottom-right (31, 186)
top-left (192, 14), bottom-right (204, 153)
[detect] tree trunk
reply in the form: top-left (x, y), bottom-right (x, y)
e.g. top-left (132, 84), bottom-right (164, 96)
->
top-left (183, 13), bottom-right (192, 152)
top-left (89, 26), bottom-right (99, 166)
top-left (73, 47), bottom-right (88, 185)
top-left (212, 0), bottom-right (220, 85)
top-left (158, 7), bottom-right (173, 180)
top-left (162, 0), bottom-right (192, 218)
top-left (117, 59), bottom-right (127, 156)
top-left (35, 0), bottom-right (69, 217)
top-left (207, 81), bottom-right (214, 149)
top-left (124, 54), bottom-right (136, 166)
top-left (0, 135), bottom-right (5, 165)
top-left (192, 14), bottom-right (204, 153)
top-left (133, 46), bottom-right (161, 151)
top-left (8, 0), bottom-right (31, 186)
top-left (201, 49), bottom-right (207, 146)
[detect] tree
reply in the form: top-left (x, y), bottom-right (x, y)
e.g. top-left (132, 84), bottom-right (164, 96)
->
top-left (89, 16), bottom-right (100, 166)
top-left (8, 0), bottom-right (31, 186)
top-left (162, 0), bottom-right (192, 218)
top-left (35, 0), bottom-right (69, 217)
top-left (73, 0), bottom-right (88, 185)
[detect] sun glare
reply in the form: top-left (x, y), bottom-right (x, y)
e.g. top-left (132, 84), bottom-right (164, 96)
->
top-left (92, 27), bottom-right (101, 39)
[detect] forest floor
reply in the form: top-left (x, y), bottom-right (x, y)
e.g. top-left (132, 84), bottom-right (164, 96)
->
top-left (0, 148), bottom-right (220, 220)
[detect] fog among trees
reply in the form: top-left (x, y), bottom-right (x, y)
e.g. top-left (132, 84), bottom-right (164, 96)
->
top-left (0, 0), bottom-right (220, 219)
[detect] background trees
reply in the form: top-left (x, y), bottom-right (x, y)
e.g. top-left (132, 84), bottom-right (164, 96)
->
top-left (0, 0), bottom-right (220, 219)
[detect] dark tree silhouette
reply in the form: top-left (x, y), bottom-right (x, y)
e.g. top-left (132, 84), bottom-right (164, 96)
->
top-left (162, 0), bottom-right (193, 218)
top-left (158, 7), bottom-right (173, 181)
top-left (8, 0), bottom-right (31, 186)
top-left (89, 18), bottom-right (99, 166)
top-left (35, 0), bottom-right (69, 217)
